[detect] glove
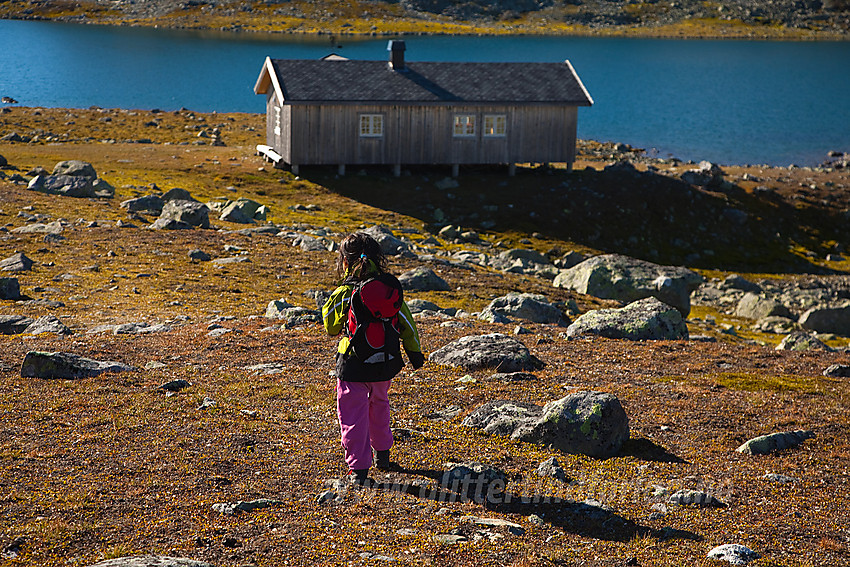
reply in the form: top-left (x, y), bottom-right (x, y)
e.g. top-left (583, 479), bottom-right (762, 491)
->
top-left (406, 350), bottom-right (425, 370)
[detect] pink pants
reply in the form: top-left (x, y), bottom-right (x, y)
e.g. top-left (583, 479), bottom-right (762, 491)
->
top-left (336, 379), bottom-right (393, 471)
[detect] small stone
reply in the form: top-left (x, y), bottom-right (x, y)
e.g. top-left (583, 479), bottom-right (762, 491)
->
top-left (707, 543), bottom-right (760, 565)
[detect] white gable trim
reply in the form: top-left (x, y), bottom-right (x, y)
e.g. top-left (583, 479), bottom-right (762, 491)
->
top-left (565, 60), bottom-right (594, 107)
top-left (253, 56), bottom-right (286, 103)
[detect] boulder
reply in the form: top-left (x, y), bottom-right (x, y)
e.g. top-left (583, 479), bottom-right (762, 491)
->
top-left (799, 303), bottom-right (850, 336)
top-left (775, 331), bottom-right (833, 352)
top-left (219, 197), bottom-right (265, 224)
top-left (52, 160), bottom-right (96, 179)
top-left (11, 221), bottom-right (64, 235)
top-left (87, 556), bottom-right (214, 567)
top-left (823, 363), bottom-right (850, 378)
top-left (706, 544), bottom-right (760, 566)
top-left (0, 277), bottom-right (21, 300)
top-left (157, 200), bottom-right (210, 229)
top-left (362, 226), bottom-right (408, 255)
top-left (265, 299), bottom-right (320, 326)
top-left (735, 292), bottom-right (791, 320)
top-left (1, 252), bottom-right (34, 272)
top-left (478, 292), bottom-right (565, 325)
top-left (0, 153), bottom-right (6, 167)
top-left (398, 267), bottom-right (450, 291)
top-left (681, 160), bottom-right (724, 187)
top-left (406, 298), bottom-right (443, 313)
top-left (718, 274), bottom-right (762, 293)
top-left (28, 174), bottom-right (96, 198)
top-left (21, 351), bottom-right (135, 379)
top-left (439, 462), bottom-right (508, 504)
top-left (22, 315), bottom-right (73, 335)
top-left (161, 187), bottom-right (195, 202)
top-left (536, 457), bottom-right (568, 482)
top-left (148, 218), bottom-right (195, 230)
top-left (462, 391), bottom-right (629, 459)
top-left (553, 254), bottom-right (702, 316)
top-left (188, 249), bottom-right (211, 262)
top-left (566, 297), bottom-right (688, 341)
top-left (121, 195), bottom-right (164, 215)
top-left (0, 315), bottom-right (32, 334)
top-left (429, 333), bottom-right (544, 372)
top-left (293, 234), bottom-right (332, 252)
top-left (736, 430), bottom-right (814, 455)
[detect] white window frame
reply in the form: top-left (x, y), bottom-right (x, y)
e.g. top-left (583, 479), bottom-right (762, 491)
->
top-left (359, 114), bottom-right (383, 138)
top-left (483, 114), bottom-right (506, 137)
top-left (274, 106), bottom-right (281, 137)
top-left (453, 114), bottom-right (476, 137)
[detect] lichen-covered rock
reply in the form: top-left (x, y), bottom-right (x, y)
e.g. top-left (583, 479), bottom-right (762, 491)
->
top-left (461, 400), bottom-right (542, 436)
top-left (566, 297), bottom-right (688, 341)
top-left (513, 391), bottom-right (629, 458)
top-left (52, 160), bottom-right (97, 179)
top-left (736, 430), bottom-right (814, 455)
top-left (362, 225), bottom-right (408, 255)
top-left (553, 254), bottom-right (703, 316)
top-left (440, 462), bottom-right (508, 504)
top-left (398, 266), bottom-right (450, 291)
top-left (463, 391), bottom-right (629, 458)
top-left (429, 333), bottom-right (544, 372)
top-left (668, 489), bottom-right (724, 507)
top-left (121, 195), bottom-right (164, 215)
top-left (21, 351), bottom-right (135, 379)
top-left (22, 315), bottom-right (72, 335)
top-left (799, 303), bottom-right (850, 336)
top-left (1, 252), bottom-right (34, 272)
top-left (219, 197), bottom-right (265, 224)
top-left (478, 292), bottom-right (565, 325)
top-left (157, 199), bottom-right (210, 229)
top-left (735, 292), bottom-right (792, 320)
top-left (706, 544), bottom-right (760, 565)
top-left (775, 331), bottom-right (833, 352)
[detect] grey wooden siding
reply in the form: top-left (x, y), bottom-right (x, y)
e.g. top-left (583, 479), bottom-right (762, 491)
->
top-left (269, 103), bottom-right (579, 166)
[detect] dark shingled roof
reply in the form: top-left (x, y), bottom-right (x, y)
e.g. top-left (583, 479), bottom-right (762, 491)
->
top-left (268, 59), bottom-right (593, 105)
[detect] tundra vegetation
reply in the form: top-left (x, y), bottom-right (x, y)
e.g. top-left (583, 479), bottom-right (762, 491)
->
top-left (1, 106), bottom-right (850, 566)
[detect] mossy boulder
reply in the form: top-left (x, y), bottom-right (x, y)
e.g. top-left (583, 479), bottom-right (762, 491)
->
top-left (553, 254), bottom-right (702, 316)
top-left (462, 391), bottom-right (629, 459)
top-left (478, 292), bottom-right (565, 325)
top-left (736, 430), bottom-right (814, 455)
top-left (566, 297), bottom-right (688, 341)
top-left (735, 292), bottom-right (792, 320)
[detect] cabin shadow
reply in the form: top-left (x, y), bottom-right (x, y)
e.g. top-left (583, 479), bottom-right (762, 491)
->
top-left (370, 465), bottom-right (700, 543)
top-left (308, 161), bottom-right (848, 275)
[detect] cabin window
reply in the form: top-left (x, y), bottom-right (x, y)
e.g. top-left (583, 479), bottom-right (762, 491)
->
top-left (360, 114), bottom-right (383, 137)
top-left (484, 114), bottom-right (506, 137)
top-left (274, 106), bottom-right (281, 137)
top-left (453, 114), bottom-right (476, 137)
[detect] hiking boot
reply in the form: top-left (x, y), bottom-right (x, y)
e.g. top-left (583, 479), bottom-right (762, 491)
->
top-left (348, 468), bottom-right (373, 487)
top-left (375, 449), bottom-right (392, 471)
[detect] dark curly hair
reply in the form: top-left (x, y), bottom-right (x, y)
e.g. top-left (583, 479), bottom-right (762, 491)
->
top-left (336, 232), bottom-right (388, 282)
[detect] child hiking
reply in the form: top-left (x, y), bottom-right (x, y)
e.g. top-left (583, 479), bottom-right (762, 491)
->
top-left (322, 233), bottom-right (424, 485)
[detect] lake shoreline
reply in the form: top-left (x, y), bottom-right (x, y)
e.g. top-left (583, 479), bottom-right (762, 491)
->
top-left (1, 0), bottom-right (848, 41)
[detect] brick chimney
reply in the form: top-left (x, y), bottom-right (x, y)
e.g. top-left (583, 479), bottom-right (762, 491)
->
top-left (388, 40), bottom-right (406, 71)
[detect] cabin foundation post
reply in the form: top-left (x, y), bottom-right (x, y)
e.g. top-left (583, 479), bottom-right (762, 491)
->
top-left (291, 164), bottom-right (299, 176)
top-left (393, 164), bottom-right (401, 177)
top-left (338, 164), bottom-right (346, 176)
top-left (451, 164), bottom-right (459, 178)
top-left (565, 162), bottom-right (573, 172)
top-left (508, 163), bottom-right (516, 176)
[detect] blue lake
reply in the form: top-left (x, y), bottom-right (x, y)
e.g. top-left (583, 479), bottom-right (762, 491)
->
top-left (1, 19), bottom-right (848, 166)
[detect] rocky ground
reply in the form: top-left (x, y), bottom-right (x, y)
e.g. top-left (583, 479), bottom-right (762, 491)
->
top-left (1, 107), bottom-right (850, 566)
top-left (0, 0), bottom-right (848, 38)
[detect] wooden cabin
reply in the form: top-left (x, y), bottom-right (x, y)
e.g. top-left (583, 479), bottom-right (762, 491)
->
top-left (253, 41), bottom-right (593, 176)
